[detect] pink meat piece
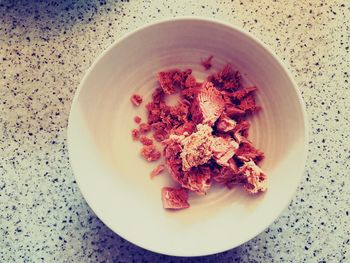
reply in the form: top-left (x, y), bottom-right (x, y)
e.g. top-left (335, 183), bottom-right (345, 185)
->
top-left (140, 145), bottom-right (161, 162)
top-left (233, 120), bottom-right (250, 135)
top-left (150, 164), bottom-right (165, 178)
top-left (216, 114), bottom-right (237, 132)
top-left (163, 137), bottom-right (184, 184)
top-left (158, 71), bottom-right (177, 95)
top-left (191, 81), bottom-right (225, 126)
top-left (235, 141), bottom-right (264, 163)
top-left (212, 159), bottom-right (238, 184)
top-left (225, 105), bottom-right (246, 118)
top-left (239, 160), bottom-right (267, 194)
top-left (182, 166), bottom-right (212, 195)
top-left (139, 123), bottom-right (151, 134)
top-left (179, 124), bottom-right (213, 171)
top-left (172, 121), bottom-right (196, 136)
top-left (211, 136), bottom-right (239, 166)
top-left (233, 121), bottom-right (250, 143)
top-left (161, 187), bottom-right (189, 209)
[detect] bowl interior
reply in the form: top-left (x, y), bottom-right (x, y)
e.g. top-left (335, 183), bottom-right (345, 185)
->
top-left (68, 19), bottom-right (307, 256)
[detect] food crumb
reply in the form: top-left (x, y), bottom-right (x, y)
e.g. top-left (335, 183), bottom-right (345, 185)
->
top-left (131, 129), bottom-right (140, 141)
top-left (139, 136), bottom-right (153, 146)
top-left (134, 116), bottom-right (142, 124)
top-left (139, 123), bottom-right (151, 134)
top-left (131, 94), bottom-right (143, 106)
top-left (201, 55), bottom-right (213, 70)
top-left (140, 145), bottom-right (161, 161)
top-left (150, 164), bottom-right (165, 178)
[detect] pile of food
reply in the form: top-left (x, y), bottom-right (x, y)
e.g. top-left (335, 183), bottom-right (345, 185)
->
top-left (131, 59), bottom-right (267, 210)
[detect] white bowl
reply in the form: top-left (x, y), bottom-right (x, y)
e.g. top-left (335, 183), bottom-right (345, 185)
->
top-left (67, 18), bottom-right (308, 256)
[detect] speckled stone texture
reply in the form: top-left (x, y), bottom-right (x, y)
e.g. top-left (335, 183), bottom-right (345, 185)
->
top-left (0, 0), bottom-right (349, 262)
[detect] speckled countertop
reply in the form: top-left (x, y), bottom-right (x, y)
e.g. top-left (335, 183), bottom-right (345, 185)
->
top-left (1, 0), bottom-right (349, 262)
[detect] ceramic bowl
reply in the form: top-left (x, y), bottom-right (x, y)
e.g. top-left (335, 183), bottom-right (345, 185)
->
top-left (68, 18), bottom-right (308, 256)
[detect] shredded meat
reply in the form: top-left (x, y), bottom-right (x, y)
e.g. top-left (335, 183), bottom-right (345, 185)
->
top-left (131, 62), bottom-right (267, 209)
top-left (183, 166), bottom-right (212, 195)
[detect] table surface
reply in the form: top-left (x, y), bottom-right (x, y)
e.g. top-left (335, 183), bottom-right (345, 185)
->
top-left (1, 0), bottom-right (349, 262)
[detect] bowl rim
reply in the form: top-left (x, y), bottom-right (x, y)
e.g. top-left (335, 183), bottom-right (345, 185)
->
top-left (67, 16), bottom-right (309, 257)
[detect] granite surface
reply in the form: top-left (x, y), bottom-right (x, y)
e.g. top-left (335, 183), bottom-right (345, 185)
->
top-left (1, 0), bottom-right (349, 262)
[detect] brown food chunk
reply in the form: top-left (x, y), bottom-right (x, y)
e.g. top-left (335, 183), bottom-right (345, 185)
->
top-left (161, 187), bottom-right (189, 210)
top-left (140, 145), bottom-right (161, 161)
top-left (131, 94), bottom-right (143, 106)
